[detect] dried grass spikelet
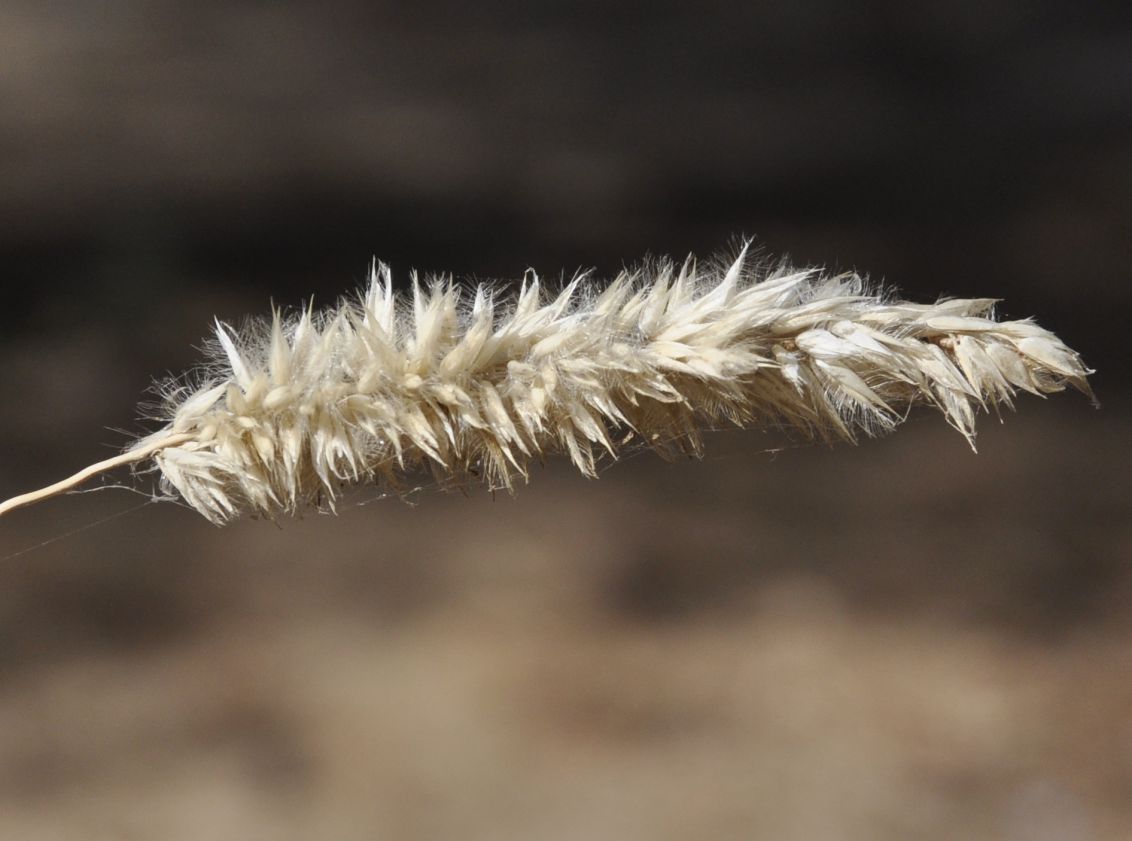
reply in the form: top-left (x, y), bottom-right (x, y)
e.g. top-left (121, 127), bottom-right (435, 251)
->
top-left (0, 243), bottom-right (1094, 523)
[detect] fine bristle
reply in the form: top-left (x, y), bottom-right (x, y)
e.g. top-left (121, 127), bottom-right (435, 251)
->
top-left (123, 244), bottom-right (1092, 524)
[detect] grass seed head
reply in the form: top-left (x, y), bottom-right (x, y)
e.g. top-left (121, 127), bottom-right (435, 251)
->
top-left (0, 243), bottom-right (1094, 523)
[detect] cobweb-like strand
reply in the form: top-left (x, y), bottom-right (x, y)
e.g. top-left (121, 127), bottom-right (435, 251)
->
top-left (0, 245), bottom-right (1094, 523)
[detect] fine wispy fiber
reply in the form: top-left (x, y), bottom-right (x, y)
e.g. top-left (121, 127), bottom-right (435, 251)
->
top-left (111, 243), bottom-right (1091, 524)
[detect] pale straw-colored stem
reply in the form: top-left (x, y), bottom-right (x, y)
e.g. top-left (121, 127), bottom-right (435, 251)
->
top-left (0, 433), bottom-right (193, 517)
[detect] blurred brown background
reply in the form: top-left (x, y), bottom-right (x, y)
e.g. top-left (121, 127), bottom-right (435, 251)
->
top-left (1, 2), bottom-right (1130, 839)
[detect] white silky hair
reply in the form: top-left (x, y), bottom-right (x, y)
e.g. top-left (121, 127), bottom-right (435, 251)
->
top-left (130, 244), bottom-right (1093, 524)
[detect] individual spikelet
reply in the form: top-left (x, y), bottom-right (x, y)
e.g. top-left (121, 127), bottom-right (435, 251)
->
top-left (0, 243), bottom-right (1094, 523)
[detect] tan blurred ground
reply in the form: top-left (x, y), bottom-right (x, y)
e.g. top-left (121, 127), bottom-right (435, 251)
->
top-left (1, 401), bottom-right (1128, 841)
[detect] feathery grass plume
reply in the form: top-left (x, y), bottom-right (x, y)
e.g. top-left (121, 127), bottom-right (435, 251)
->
top-left (0, 243), bottom-right (1093, 523)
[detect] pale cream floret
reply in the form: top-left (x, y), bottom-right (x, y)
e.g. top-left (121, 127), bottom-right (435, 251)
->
top-left (133, 245), bottom-right (1093, 524)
